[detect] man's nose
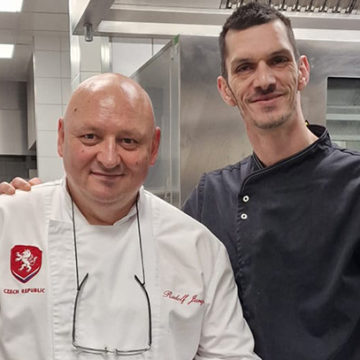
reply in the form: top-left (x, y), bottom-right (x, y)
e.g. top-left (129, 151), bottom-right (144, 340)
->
top-left (253, 62), bottom-right (276, 92)
top-left (97, 139), bottom-right (120, 168)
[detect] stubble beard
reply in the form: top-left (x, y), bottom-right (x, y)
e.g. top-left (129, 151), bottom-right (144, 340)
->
top-left (253, 111), bottom-right (291, 130)
top-left (244, 94), bottom-right (297, 131)
top-left (228, 79), bottom-right (299, 132)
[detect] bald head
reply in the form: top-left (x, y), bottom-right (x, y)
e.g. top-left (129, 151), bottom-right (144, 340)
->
top-left (57, 73), bottom-right (161, 224)
top-left (64, 73), bottom-right (155, 129)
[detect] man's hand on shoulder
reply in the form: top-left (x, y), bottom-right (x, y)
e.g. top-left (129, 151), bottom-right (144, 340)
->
top-left (0, 177), bottom-right (41, 195)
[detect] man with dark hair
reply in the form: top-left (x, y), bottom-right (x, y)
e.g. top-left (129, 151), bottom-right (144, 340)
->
top-left (183, 2), bottom-right (360, 360)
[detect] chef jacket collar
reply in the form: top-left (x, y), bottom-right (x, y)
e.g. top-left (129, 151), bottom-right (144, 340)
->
top-left (251, 124), bottom-right (329, 170)
top-left (59, 177), bottom-right (143, 226)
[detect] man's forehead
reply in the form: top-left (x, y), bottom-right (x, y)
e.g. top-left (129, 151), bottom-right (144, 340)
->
top-left (225, 20), bottom-right (293, 60)
top-left (226, 20), bottom-right (288, 42)
top-left (63, 73), bottom-right (154, 127)
top-left (68, 84), bottom-right (142, 115)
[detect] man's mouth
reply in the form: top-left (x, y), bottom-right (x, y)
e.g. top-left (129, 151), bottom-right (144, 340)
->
top-left (249, 93), bottom-right (283, 103)
top-left (91, 171), bottom-right (124, 178)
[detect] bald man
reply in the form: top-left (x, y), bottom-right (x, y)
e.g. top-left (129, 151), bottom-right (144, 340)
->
top-left (0, 73), bottom-right (260, 360)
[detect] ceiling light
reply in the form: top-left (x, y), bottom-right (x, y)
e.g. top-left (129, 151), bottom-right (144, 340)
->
top-left (0, 44), bottom-right (14, 59)
top-left (0, 0), bottom-right (23, 12)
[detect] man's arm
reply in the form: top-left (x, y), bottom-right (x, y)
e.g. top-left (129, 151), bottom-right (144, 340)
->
top-left (182, 175), bottom-right (205, 221)
top-left (0, 177), bottom-right (41, 195)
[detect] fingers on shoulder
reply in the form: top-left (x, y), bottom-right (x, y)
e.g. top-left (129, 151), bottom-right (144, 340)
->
top-left (29, 177), bottom-right (42, 186)
top-left (10, 177), bottom-right (32, 191)
top-left (0, 181), bottom-right (16, 195)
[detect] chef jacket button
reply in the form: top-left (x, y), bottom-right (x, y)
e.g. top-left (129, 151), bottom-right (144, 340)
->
top-left (243, 195), bottom-right (249, 203)
top-left (241, 213), bottom-right (248, 220)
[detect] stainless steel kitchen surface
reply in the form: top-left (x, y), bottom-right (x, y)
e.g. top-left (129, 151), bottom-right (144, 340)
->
top-left (126, 35), bottom-right (360, 207)
top-left (326, 77), bottom-right (360, 149)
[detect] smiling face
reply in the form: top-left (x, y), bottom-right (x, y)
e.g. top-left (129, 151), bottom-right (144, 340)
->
top-left (58, 74), bottom-right (160, 221)
top-left (217, 20), bottom-right (309, 132)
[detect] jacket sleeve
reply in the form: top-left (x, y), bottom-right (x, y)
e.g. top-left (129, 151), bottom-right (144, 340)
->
top-left (195, 243), bottom-right (261, 360)
top-left (182, 175), bottom-right (205, 222)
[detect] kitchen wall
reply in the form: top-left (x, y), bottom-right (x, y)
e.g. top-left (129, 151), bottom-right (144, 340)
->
top-left (31, 34), bottom-right (71, 181)
top-left (0, 81), bottom-right (36, 181)
top-left (0, 81), bottom-right (29, 155)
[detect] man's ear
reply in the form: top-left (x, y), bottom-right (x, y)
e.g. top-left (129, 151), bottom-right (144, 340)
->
top-left (297, 55), bottom-right (310, 91)
top-left (149, 127), bottom-right (161, 166)
top-left (57, 118), bottom-right (65, 158)
top-left (217, 76), bottom-right (237, 107)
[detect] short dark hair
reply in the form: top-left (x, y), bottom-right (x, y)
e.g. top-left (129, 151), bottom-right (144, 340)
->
top-left (219, 2), bottom-right (300, 78)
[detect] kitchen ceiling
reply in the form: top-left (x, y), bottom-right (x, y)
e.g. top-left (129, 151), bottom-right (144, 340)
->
top-left (0, 0), bottom-right (68, 82)
top-left (71, 0), bottom-right (360, 39)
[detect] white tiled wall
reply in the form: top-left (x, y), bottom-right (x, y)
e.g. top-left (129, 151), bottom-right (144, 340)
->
top-left (61, 52), bottom-right (71, 78)
top-left (70, 35), bottom-right (105, 90)
top-left (35, 78), bottom-right (62, 104)
top-left (36, 104), bottom-right (62, 131)
top-left (36, 131), bottom-right (59, 158)
top-left (33, 34), bottom-right (70, 181)
top-left (34, 36), bottom-right (61, 52)
top-left (34, 51), bottom-right (61, 78)
top-left (37, 156), bottom-right (64, 180)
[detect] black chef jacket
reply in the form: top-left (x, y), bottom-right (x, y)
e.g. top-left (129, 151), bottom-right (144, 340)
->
top-left (183, 125), bottom-right (360, 360)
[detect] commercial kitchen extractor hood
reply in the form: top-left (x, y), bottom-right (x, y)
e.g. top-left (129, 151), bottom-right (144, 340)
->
top-left (70, 0), bottom-right (360, 39)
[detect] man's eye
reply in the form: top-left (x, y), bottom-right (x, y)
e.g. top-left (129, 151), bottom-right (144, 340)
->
top-left (81, 134), bottom-right (98, 144)
top-left (235, 64), bottom-right (251, 73)
top-left (272, 56), bottom-right (288, 65)
top-left (120, 138), bottom-right (138, 148)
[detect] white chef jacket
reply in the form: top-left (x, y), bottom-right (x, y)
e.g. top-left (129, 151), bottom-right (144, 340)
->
top-left (0, 179), bottom-right (260, 360)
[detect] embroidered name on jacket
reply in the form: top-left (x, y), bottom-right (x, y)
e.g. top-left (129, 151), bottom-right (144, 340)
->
top-left (10, 245), bottom-right (42, 283)
top-left (163, 290), bottom-right (205, 305)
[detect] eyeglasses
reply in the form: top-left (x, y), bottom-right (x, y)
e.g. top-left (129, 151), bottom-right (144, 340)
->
top-left (70, 196), bottom-right (152, 356)
top-left (72, 272), bottom-right (152, 355)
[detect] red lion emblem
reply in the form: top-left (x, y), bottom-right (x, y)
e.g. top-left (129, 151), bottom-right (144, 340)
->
top-left (11, 245), bottom-right (42, 283)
